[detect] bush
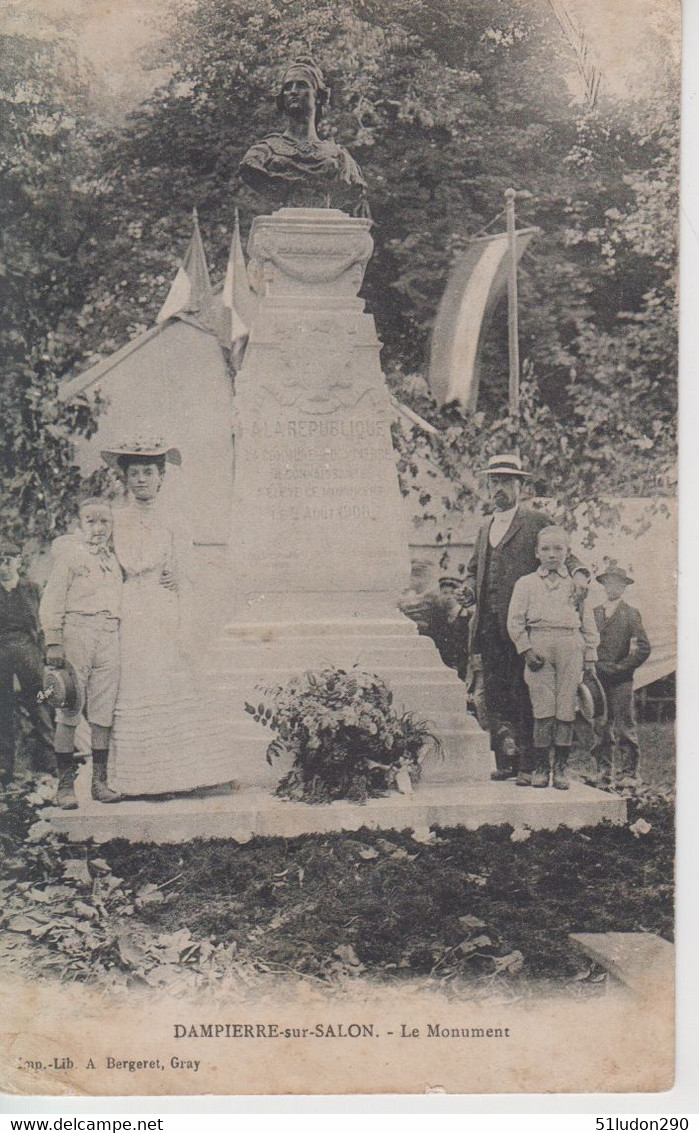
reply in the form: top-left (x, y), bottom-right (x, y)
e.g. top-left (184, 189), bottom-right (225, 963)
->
top-left (246, 666), bottom-right (442, 804)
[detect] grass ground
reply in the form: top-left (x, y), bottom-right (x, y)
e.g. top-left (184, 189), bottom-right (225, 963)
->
top-left (636, 722), bottom-right (676, 786)
top-left (0, 721), bottom-right (674, 995)
top-left (569, 721), bottom-right (675, 787)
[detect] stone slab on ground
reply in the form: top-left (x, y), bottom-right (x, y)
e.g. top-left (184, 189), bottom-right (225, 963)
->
top-left (41, 766), bottom-right (626, 844)
top-left (570, 932), bottom-right (674, 994)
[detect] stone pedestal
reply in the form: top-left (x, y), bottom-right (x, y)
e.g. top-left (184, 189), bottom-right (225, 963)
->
top-left (42, 769), bottom-right (627, 844)
top-left (213, 208), bottom-right (491, 787)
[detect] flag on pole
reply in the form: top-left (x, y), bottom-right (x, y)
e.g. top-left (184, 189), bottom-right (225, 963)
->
top-left (156, 208), bottom-right (212, 324)
top-left (428, 227), bottom-right (539, 409)
top-left (222, 208), bottom-right (257, 370)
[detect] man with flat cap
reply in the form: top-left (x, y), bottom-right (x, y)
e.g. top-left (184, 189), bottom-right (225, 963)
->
top-left (462, 454), bottom-right (587, 782)
top-left (0, 538), bottom-right (54, 784)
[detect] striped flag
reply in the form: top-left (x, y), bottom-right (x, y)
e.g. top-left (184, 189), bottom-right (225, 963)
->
top-left (429, 228), bottom-right (538, 409)
top-left (157, 208), bottom-right (212, 324)
top-left (222, 208), bottom-right (257, 371)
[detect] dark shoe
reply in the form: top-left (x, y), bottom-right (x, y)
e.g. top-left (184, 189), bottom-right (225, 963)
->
top-left (55, 755), bottom-right (78, 810)
top-left (491, 725), bottom-right (520, 779)
top-left (91, 751), bottom-right (122, 804)
top-left (531, 751), bottom-right (550, 788)
top-left (91, 779), bottom-right (122, 804)
top-left (515, 771), bottom-right (532, 787)
top-left (553, 748), bottom-right (570, 790)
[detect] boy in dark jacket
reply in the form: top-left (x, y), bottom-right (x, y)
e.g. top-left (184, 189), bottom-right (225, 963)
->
top-left (0, 539), bottom-right (54, 784)
top-left (593, 562), bottom-right (651, 786)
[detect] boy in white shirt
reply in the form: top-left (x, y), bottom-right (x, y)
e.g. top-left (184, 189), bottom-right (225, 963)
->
top-left (40, 498), bottom-right (123, 809)
top-left (507, 525), bottom-right (598, 789)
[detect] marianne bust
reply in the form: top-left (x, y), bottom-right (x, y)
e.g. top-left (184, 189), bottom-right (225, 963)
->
top-left (239, 56), bottom-right (369, 216)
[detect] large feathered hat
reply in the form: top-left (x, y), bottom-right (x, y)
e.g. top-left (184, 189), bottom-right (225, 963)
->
top-left (100, 436), bottom-right (182, 470)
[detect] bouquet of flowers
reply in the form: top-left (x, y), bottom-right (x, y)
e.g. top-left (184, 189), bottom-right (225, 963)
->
top-left (246, 666), bottom-right (442, 804)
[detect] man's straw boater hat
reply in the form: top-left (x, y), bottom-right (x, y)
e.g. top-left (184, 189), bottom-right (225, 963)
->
top-left (576, 671), bottom-right (608, 726)
top-left (478, 453), bottom-right (531, 478)
top-left (40, 662), bottom-right (80, 715)
top-left (438, 576), bottom-right (466, 590)
top-left (100, 437), bottom-right (182, 470)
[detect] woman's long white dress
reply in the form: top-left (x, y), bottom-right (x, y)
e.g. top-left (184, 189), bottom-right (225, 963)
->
top-left (110, 499), bottom-right (233, 796)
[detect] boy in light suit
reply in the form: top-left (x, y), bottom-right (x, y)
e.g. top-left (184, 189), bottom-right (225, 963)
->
top-left (593, 562), bottom-right (651, 786)
top-left (40, 498), bottom-right (123, 809)
top-left (507, 525), bottom-right (598, 789)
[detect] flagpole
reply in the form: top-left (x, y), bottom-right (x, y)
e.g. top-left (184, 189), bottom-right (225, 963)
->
top-left (505, 187), bottom-right (520, 416)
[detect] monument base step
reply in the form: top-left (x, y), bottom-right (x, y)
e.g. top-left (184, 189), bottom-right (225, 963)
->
top-left (40, 767), bottom-right (627, 844)
top-left (207, 621), bottom-right (494, 785)
top-left (200, 719), bottom-right (492, 788)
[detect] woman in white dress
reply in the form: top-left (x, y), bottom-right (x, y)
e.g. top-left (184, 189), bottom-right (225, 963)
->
top-left (101, 439), bottom-right (234, 797)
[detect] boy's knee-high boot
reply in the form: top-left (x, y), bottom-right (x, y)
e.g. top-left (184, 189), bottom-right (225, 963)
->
top-left (553, 746), bottom-right (571, 790)
top-left (55, 754), bottom-right (78, 810)
top-left (531, 749), bottom-right (551, 788)
top-left (91, 750), bottom-right (122, 804)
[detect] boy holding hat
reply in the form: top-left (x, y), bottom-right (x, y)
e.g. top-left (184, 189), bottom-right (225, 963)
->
top-left (593, 561), bottom-right (651, 786)
top-left (507, 525), bottom-right (599, 789)
top-left (39, 498), bottom-right (123, 809)
top-left (0, 538), bottom-right (55, 785)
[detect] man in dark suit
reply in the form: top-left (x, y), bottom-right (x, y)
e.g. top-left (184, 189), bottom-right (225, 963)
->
top-left (593, 562), bottom-right (651, 785)
top-left (463, 455), bottom-right (587, 781)
top-left (0, 539), bottom-right (54, 783)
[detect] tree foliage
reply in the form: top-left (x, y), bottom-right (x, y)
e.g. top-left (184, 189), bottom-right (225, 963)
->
top-left (2, 0), bottom-right (679, 544)
top-left (0, 32), bottom-right (105, 542)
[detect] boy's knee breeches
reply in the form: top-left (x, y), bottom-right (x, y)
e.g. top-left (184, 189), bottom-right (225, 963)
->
top-left (524, 628), bottom-right (584, 723)
top-left (56, 613), bottom-right (120, 728)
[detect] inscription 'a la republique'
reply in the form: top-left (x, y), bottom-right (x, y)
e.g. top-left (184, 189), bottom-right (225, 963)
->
top-left (172, 1021), bottom-right (512, 1040)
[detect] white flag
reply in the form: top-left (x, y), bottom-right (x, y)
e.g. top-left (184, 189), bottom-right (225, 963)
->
top-left (222, 208), bottom-right (257, 370)
top-left (157, 208), bottom-right (212, 325)
top-left (429, 228), bottom-right (538, 408)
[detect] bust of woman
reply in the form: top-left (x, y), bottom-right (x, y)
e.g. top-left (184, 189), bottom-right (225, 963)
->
top-left (239, 56), bottom-right (369, 216)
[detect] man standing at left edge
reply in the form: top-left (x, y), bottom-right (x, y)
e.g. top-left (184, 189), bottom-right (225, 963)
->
top-left (463, 455), bottom-right (588, 782)
top-left (0, 539), bottom-right (54, 785)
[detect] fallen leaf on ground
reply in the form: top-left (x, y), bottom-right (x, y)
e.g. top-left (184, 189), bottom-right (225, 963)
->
top-left (470, 934), bottom-right (493, 949)
top-left (135, 883), bottom-right (165, 908)
top-left (410, 827), bottom-right (441, 844)
top-left (74, 901), bottom-right (97, 919)
top-left (62, 860), bottom-right (91, 885)
top-left (458, 915), bottom-right (486, 930)
top-left (333, 944), bottom-right (364, 969)
top-left (629, 818), bottom-right (652, 838)
top-left (492, 950), bottom-right (524, 974)
top-left (510, 826), bottom-right (531, 843)
top-left (117, 933), bottom-right (151, 970)
top-left (6, 915), bottom-right (45, 933)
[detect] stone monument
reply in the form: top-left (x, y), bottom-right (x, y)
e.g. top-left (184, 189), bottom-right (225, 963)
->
top-left (209, 57), bottom-right (490, 789)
